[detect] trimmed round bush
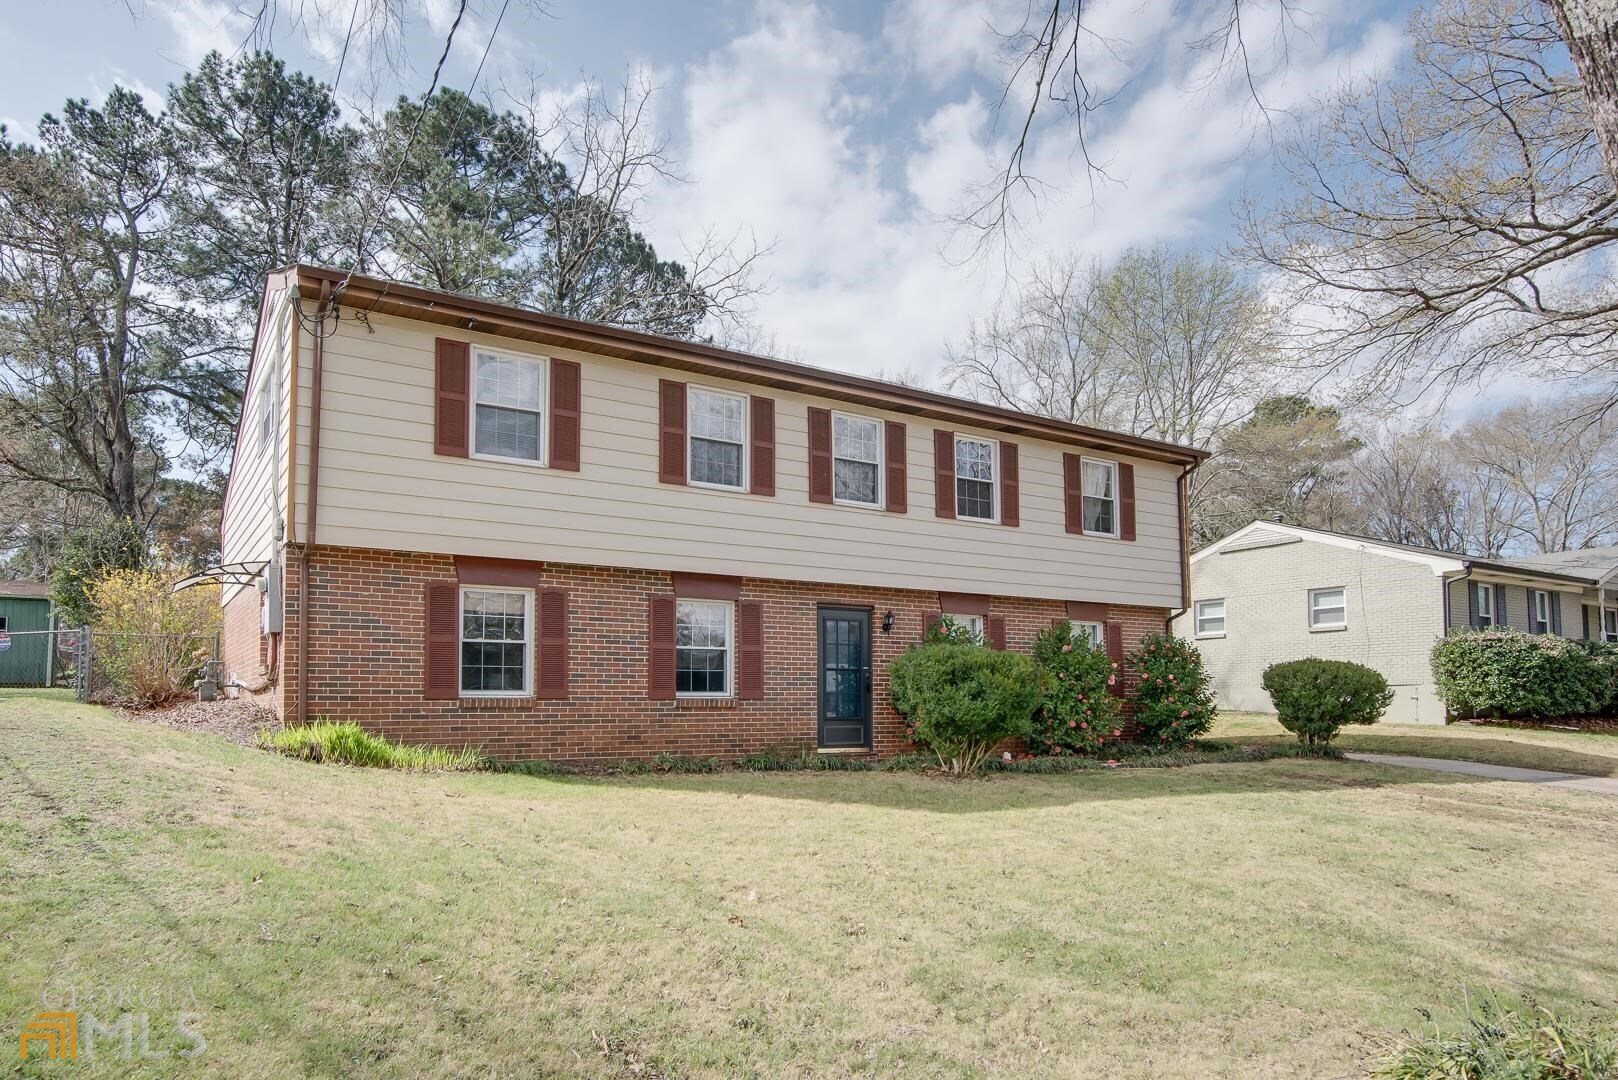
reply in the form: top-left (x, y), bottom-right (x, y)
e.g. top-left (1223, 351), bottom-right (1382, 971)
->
top-left (1029, 622), bottom-right (1122, 755)
top-left (1260, 658), bottom-right (1393, 746)
top-left (1130, 633), bottom-right (1218, 748)
top-left (1432, 629), bottom-right (1615, 719)
top-left (889, 642), bottom-right (1051, 774)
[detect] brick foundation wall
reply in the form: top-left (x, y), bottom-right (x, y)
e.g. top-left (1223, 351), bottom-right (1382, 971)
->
top-left (252, 543), bottom-right (1169, 762)
top-left (220, 584), bottom-right (286, 710)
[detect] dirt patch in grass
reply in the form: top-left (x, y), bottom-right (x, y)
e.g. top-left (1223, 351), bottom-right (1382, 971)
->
top-left (113, 695), bottom-right (280, 745)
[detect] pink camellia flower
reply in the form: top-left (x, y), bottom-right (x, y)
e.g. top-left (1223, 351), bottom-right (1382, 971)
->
top-left (1104, 759), bottom-right (1119, 767)
top-left (1179, 709), bottom-right (1189, 718)
top-left (1107, 675), bottom-right (1117, 686)
top-left (1111, 728), bottom-right (1121, 737)
top-left (1057, 671), bottom-right (1066, 681)
top-left (1068, 720), bottom-right (1077, 729)
top-left (1168, 673), bottom-right (1176, 682)
top-left (1061, 643), bottom-right (1073, 653)
top-left (1080, 721), bottom-right (1089, 729)
top-left (1111, 661), bottom-right (1119, 670)
top-left (1076, 694), bottom-right (1085, 703)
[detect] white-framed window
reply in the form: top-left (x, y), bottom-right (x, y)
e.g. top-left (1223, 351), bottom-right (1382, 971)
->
top-left (1474, 582), bottom-right (1494, 628)
top-left (1309, 587), bottom-right (1347, 630)
top-left (1531, 590), bottom-right (1551, 634)
top-left (1069, 620), bottom-right (1105, 651)
top-left (1081, 458), bottom-right (1119, 537)
top-left (944, 613), bottom-right (985, 643)
top-left (832, 412), bottom-right (882, 507)
top-left (0, 616), bottom-right (8, 632)
top-left (688, 387), bottom-right (747, 491)
top-left (472, 348), bottom-right (546, 463)
top-left (954, 437), bottom-right (996, 521)
top-left (256, 372), bottom-right (277, 454)
top-left (1605, 608), bottom-right (1617, 643)
top-left (459, 587), bottom-right (532, 697)
top-left (675, 599), bottom-right (733, 696)
top-left (1194, 598), bottom-right (1226, 638)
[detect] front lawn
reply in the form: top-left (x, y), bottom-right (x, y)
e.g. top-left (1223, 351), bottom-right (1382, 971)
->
top-left (1214, 711), bottom-right (1618, 777)
top-left (4, 690), bottom-right (1617, 1077)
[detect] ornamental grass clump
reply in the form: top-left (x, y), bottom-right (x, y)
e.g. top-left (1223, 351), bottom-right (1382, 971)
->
top-left (1029, 622), bottom-right (1121, 755)
top-left (262, 721), bottom-right (487, 771)
top-left (889, 642), bottom-right (1050, 775)
top-left (1130, 633), bottom-right (1218, 749)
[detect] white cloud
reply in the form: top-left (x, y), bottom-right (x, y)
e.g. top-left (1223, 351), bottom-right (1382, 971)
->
top-left (153, 0), bottom-right (250, 66)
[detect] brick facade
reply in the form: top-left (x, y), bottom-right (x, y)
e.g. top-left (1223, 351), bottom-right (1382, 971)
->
top-left (226, 543), bottom-right (1168, 762)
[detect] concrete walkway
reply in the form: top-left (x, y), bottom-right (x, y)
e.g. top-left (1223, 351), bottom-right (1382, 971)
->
top-left (1345, 752), bottom-right (1618, 797)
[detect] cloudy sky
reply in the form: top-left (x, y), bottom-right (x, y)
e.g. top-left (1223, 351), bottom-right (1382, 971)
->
top-left (1, 0), bottom-right (1412, 389)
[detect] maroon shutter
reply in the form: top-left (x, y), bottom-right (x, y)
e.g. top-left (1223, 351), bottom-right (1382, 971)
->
top-left (987, 614), bottom-right (1007, 649)
top-left (1062, 453), bottom-right (1082, 534)
top-left (1119, 461), bottom-right (1136, 541)
top-left (536, 589), bottom-right (569, 699)
top-left (434, 339), bottom-right (469, 457)
top-left (884, 421), bottom-right (907, 513)
top-left (750, 397), bottom-right (775, 496)
top-left (807, 406), bottom-right (833, 504)
top-left (549, 359), bottom-right (581, 470)
top-left (999, 441), bottom-right (1019, 527)
top-left (648, 594), bottom-right (676, 699)
top-left (738, 600), bottom-right (764, 699)
top-left (423, 580), bottom-right (460, 699)
top-left (933, 430), bottom-right (956, 519)
top-left (1105, 621), bottom-right (1124, 694)
top-left (923, 611), bottom-right (941, 640)
top-left (658, 380), bottom-right (686, 485)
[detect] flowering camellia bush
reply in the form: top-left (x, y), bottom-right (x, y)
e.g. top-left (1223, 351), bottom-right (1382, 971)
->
top-left (1030, 622), bottom-right (1122, 755)
top-left (1129, 633), bottom-right (1218, 749)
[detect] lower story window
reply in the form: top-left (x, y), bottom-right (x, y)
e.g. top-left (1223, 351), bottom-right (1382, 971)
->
top-left (460, 587), bottom-right (532, 695)
top-left (676, 600), bottom-right (732, 696)
top-left (1606, 608), bottom-right (1618, 643)
top-left (944, 612), bottom-right (985, 643)
top-left (1069, 620), bottom-right (1105, 650)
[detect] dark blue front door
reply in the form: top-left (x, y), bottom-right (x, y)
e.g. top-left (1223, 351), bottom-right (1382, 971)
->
top-left (818, 607), bottom-right (871, 748)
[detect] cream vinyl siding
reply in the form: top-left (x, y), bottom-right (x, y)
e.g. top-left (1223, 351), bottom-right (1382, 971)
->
top-left (218, 285), bottom-right (296, 603)
top-left (290, 311), bottom-right (1185, 605)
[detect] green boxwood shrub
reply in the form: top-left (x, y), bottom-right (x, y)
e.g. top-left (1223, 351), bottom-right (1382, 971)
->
top-left (889, 642), bottom-right (1051, 774)
top-left (1030, 622), bottom-right (1121, 755)
top-left (1130, 633), bottom-right (1218, 748)
top-left (1431, 629), bottom-right (1618, 719)
top-left (1260, 658), bottom-right (1392, 746)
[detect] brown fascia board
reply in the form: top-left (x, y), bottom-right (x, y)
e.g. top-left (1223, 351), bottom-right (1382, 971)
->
top-left (290, 265), bottom-right (1209, 467)
top-left (1465, 560), bottom-right (1602, 587)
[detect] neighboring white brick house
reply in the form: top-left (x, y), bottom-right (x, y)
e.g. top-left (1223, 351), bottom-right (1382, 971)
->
top-left (1176, 522), bottom-right (1618, 725)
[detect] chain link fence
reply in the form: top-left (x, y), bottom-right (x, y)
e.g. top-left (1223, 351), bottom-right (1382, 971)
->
top-left (0, 627), bottom-right (219, 704)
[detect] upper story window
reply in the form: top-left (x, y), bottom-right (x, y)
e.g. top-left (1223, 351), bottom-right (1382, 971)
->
top-left (473, 350), bottom-right (545, 463)
top-left (833, 413), bottom-right (882, 507)
top-left (676, 599), bottom-right (732, 696)
top-left (1081, 458), bottom-right (1118, 537)
top-left (1194, 598), bottom-right (1225, 638)
top-left (1474, 582), bottom-right (1494, 628)
top-left (256, 372), bottom-right (276, 454)
top-left (1309, 587), bottom-right (1347, 630)
top-left (1531, 590), bottom-right (1550, 634)
top-left (1069, 620), bottom-right (1105, 651)
top-left (954, 437), bottom-right (996, 521)
top-left (460, 587), bottom-right (532, 697)
top-left (688, 387), bottom-right (746, 490)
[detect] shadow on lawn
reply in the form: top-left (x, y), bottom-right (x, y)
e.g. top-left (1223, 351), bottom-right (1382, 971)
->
top-left (529, 755), bottom-right (1492, 814)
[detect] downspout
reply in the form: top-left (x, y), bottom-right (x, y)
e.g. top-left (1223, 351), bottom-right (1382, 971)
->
top-left (1446, 564), bottom-right (1472, 634)
top-left (1165, 461), bottom-right (1197, 635)
top-left (296, 279), bottom-right (331, 725)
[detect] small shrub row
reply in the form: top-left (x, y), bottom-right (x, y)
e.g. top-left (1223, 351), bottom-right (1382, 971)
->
top-left (985, 741), bottom-right (1341, 773)
top-left (1374, 995), bottom-right (1618, 1079)
top-left (261, 722), bottom-right (488, 771)
top-left (1432, 629), bottom-right (1618, 720)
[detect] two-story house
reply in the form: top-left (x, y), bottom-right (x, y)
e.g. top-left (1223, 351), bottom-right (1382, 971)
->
top-left (215, 266), bottom-right (1206, 761)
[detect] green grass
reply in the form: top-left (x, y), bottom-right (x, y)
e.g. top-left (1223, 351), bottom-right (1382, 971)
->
top-left (5, 688), bottom-right (1618, 1077)
top-left (261, 720), bottom-right (487, 771)
top-left (1215, 712), bottom-right (1618, 777)
top-left (1371, 995), bottom-right (1618, 1079)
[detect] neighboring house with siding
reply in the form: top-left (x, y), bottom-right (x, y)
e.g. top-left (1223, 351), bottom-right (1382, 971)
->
top-left (1177, 521), bottom-right (1618, 725)
top-left (210, 266), bottom-right (1206, 761)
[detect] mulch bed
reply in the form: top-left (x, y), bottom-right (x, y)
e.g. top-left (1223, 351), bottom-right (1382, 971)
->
top-left (112, 697), bottom-right (282, 746)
